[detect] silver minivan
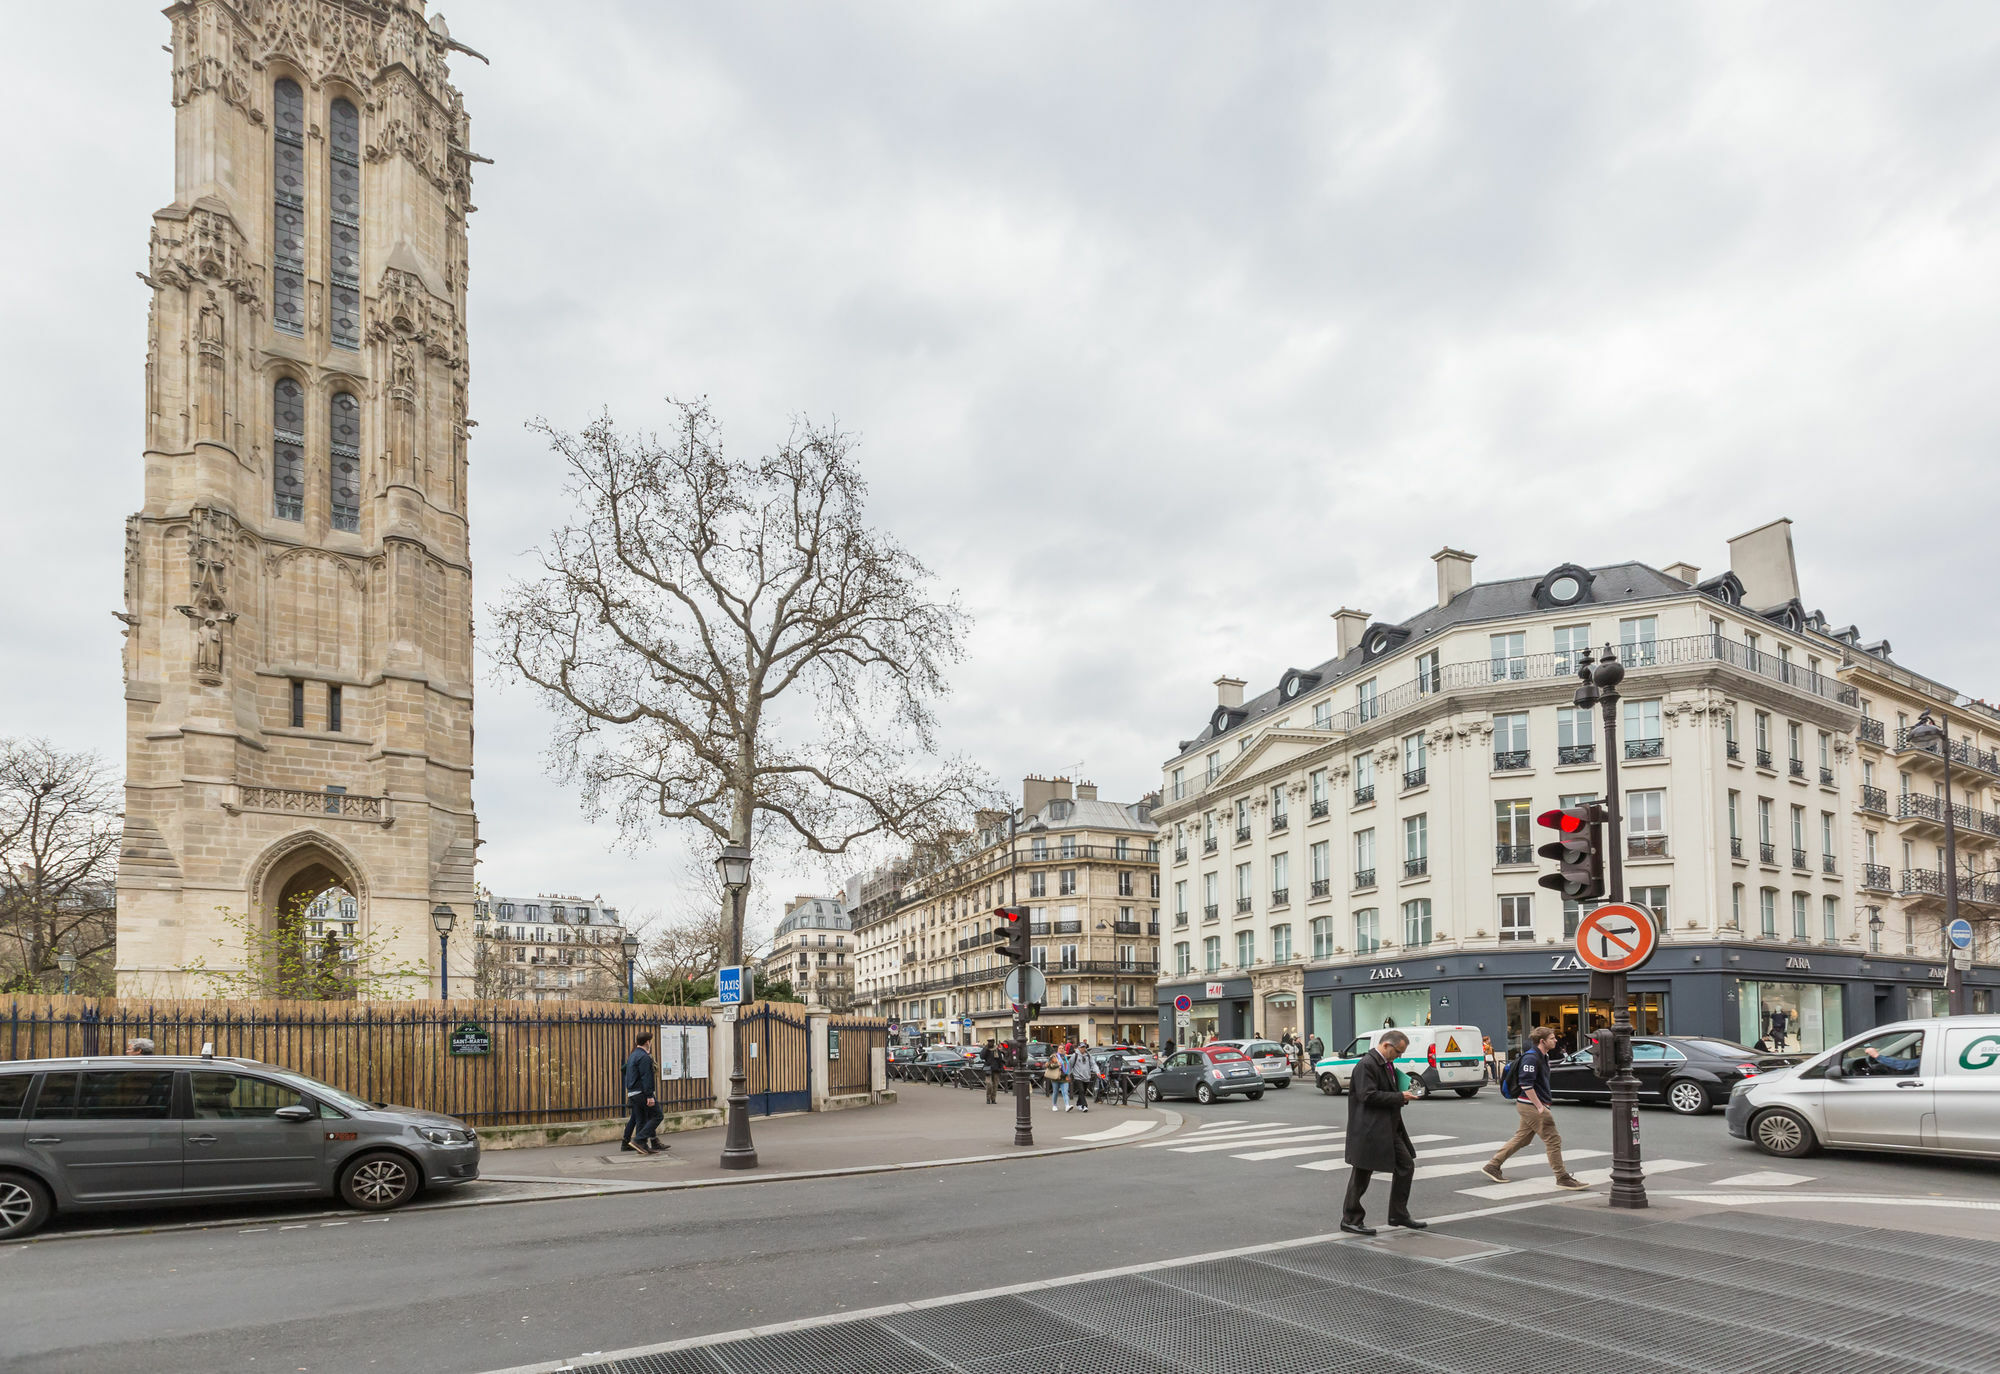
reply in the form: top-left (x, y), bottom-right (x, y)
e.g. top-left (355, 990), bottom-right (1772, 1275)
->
top-left (1726, 1016), bottom-right (2000, 1160)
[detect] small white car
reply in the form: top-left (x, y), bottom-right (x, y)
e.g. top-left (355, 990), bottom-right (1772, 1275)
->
top-left (1727, 1016), bottom-right (2000, 1160)
top-left (1204, 1039), bottom-right (1293, 1088)
top-left (1315, 1026), bottom-right (1486, 1100)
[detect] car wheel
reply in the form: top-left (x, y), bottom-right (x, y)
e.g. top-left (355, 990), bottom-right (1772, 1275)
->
top-left (338, 1151), bottom-right (421, 1211)
top-left (0, 1172), bottom-right (52, 1241)
top-left (1666, 1080), bottom-right (1711, 1116)
top-left (1145, 1081), bottom-right (1161, 1103)
top-left (1247, 1090), bottom-right (1265, 1101)
top-left (1195, 1082), bottom-right (1215, 1105)
top-left (1751, 1108), bottom-right (1819, 1159)
top-left (1405, 1076), bottom-right (1431, 1101)
top-left (1318, 1072), bottom-right (1341, 1096)
top-left (1272, 1078), bottom-right (1291, 1089)
top-left (1454, 1086), bottom-right (1480, 1099)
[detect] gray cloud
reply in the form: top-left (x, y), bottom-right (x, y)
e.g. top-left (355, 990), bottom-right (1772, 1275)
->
top-left (5, 2), bottom-right (1999, 931)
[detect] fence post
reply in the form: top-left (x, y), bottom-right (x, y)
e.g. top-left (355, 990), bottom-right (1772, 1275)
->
top-left (806, 1005), bottom-right (830, 1111)
top-left (870, 1036), bottom-right (887, 1095)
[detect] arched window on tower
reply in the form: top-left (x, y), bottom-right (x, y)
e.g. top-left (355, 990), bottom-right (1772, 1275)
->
top-left (330, 391), bottom-right (361, 531)
top-left (328, 98), bottom-right (361, 350)
top-left (272, 79), bottom-right (306, 337)
top-left (274, 378), bottom-right (305, 521)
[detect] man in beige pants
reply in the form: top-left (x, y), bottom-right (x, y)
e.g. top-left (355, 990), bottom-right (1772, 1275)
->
top-left (1482, 1026), bottom-right (1587, 1189)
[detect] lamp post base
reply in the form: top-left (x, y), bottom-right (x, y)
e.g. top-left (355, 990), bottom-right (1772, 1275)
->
top-left (719, 1068), bottom-right (758, 1169)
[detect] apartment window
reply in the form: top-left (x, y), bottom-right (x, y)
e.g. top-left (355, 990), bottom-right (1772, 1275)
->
top-left (1619, 615), bottom-right (1658, 667)
top-left (1822, 896), bottom-right (1839, 944)
top-left (1235, 798), bottom-right (1250, 840)
top-left (1731, 884), bottom-right (1744, 928)
top-left (1724, 710), bottom-right (1739, 758)
top-left (1357, 678), bottom-right (1379, 723)
top-left (1760, 888), bottom-right (1778, 938)
top-left (1355, 828), bottom-right (1376, 885)
top-left (1059, 868), bottom-right (1076, 895)
top-left (1820, 813), bottom-right (1835, 869)
top-left (1490, 632), bottom-right (1527, 681)
top-left (1817, 731), bottom-right (1832, 780)
top-left (1270, 785), bottom-right (1289, 829)
top-left (1789, 805), bottom-right (1806, 867)
top-left (1308, 840), bottom-right (1331, 899)
top-left (1403, 815), bottom-right (1428, 876)
top-left (1631, 886), bottom-right (1667, 922)
top-left (1311, 916), bottom-right (1335, 959)
top-left (1313, 699), bottom-right (1333, 729)
top-left (1029, 871), bottom-right (1046, 898)
top-left (1175, 942), bottom-right (1192, 975)
top-left (1271, 923), bottom-right (1293, 962)
top-left (1172, 766), bottom-right (1185, 800)
top-left (1727, 791), bottom-right (1741, 852)
top-left (1061, 835), bottom-right (1077, 859)
top-left (1755, 712), bottom-right (1772, 765)
top-left (1150, 871), bottom-right (1161, 899)
top-left (1557, 706), bottom-right (1593, 764)
top-left (1553, 624), bottom-right (1590, 674)
top-left (1031, 837), bottom-right (1048, 861)
top-left (290, 679), bottom-right (305, 729)
top-left (1415, 650), bottom-right (1440, 693)
top-left (1402, 898), bottom-right (1433, 947)
top-left (1402, 731), bottom-right (1427, 787)
top-left (1788, 722), bottom-right (1804, 774)
top-left (1207, 751), bottom-right (1221, 784)
top-left (1493, 712), bottom-right (1529, 769)
top-left (1496, 800), bottom-right (1531, 863)
top-left (1202, 812), bottom-right (1216, 850)
top-left (327, 684), bottom-right (343, 733)
top-left (1623, 699), bottom-right (1662, 758)
top-left (1173, 879), bottom-right (1187, 921)
top-left (1498, 895), bottom-right (1534, 942)
top-left (1791, 892), bottom-right (1809, 940)
top-left (1203, 871), bottom-right (1219, 917)
top-left (1118, 871), bottom-right (1133, 897)
top-left (1563, 898), bottom-right (1583, 939)
top-left (1236, 930), bottom-right (1255, 968)
top-left (1757, 798), bottom-right (1774, 860)
top-left (1309, 768), bottom-right (1328, 815)
top-left (1115, 837), bottom-right (1131, 860)
top-left (1354, 908), bottom-right (1381, 954)
top-left (1235, 863), bottom-right (1252, 912)
top-left (1626, 789), bottom-right (1665, 856)
top-left (1270, 852), bottom-right (1289, 904)
top-left (1059, 984), bottom-right (1077, 1007)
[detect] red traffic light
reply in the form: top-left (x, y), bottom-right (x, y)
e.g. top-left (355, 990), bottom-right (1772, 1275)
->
top-left (997, 907), bottom-right (1023, 923)
top-left (1537, 808), bottom-right (1586, 833)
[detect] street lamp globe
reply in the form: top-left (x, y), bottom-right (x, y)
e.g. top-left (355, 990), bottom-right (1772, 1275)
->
top-left (430, 903), bottom-right (457, 937)
top-left (718, 844), bottom-right (752, 891)
top-left (1868, 907), bottom-right (1885, 937)
top-left (621, 932), bottom-right (640, 959)
top-left (55, 951), bottom-right (77, 976)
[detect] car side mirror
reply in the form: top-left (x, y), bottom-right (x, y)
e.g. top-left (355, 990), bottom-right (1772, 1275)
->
top-left (275, 1104), bottom-right (315, 1122)
top-left (1823, 1063), bottom-right (1845, 1081)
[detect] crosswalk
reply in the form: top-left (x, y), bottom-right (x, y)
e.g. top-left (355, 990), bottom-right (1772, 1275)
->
top-left (1145, 1118), bottom-right (1799, 1201)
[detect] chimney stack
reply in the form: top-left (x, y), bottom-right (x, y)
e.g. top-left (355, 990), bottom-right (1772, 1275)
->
top-left (1214, 677), bottom-right (1246, 709)
top-left (1662, 560), bottom-right (1701, 586)
top-left (1075, 782), bottom-right (1098, 801)
top-left (1021, 774), bottom-right (1073, 816)
top-left (1727, 518), bottom-right (1800, 611)
top-left (1431, 548), bottom-right (1476, 608)
top-left (1333, 608), bottom-right (1370, 657)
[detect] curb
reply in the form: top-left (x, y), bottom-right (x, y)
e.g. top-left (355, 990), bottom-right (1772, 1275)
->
top-left (5, 1107), bottom-right (1183, 1248)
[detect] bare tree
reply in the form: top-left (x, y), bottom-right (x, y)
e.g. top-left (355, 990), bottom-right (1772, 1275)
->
top-left (494, 399), bottom-right (991, 967)
top-left (0, 739), bottom-right (121, 993)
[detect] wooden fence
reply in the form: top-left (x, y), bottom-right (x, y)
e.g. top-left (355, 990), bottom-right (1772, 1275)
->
top-left (0, 995), bottom-right (713, 1127)
top-left (829, 1015), bottom-right (887, 1095)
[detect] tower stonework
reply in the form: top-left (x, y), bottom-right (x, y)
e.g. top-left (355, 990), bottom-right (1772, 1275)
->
top-left (118, 0), bottom-right (480, 996)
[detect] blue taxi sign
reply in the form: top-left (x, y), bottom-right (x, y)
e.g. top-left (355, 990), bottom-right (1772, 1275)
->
top-left (717, 965), bottom-right (745, 1005)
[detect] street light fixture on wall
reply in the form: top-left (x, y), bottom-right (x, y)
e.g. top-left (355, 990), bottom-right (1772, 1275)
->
top-left (622, 932), bottom-right (640, 1004)
top-left (717, 843), bottom-right (757, 1169)
top-left (430, 903), bottom-right (457, 1000)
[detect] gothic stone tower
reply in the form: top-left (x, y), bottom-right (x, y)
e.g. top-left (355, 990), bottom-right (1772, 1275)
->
top-left (117, 0), bottom-right (480, 997)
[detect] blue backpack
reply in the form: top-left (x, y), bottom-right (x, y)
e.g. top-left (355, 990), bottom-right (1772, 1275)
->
top-left (1499, 1052), bottom-right (1525, 1101)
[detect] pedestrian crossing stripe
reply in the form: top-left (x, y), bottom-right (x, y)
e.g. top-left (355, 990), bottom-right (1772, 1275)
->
top-left (1455, 1158), bottom-right (1704, 1199)
top-left (1293, 1135), bottom-right (1453, 1171)
top-left (1167, 1126), bottom-right (1350, 1153)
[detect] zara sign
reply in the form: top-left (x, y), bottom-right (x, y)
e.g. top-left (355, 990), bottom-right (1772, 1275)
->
top-left (1369, 967), bottom-right (1405, 980)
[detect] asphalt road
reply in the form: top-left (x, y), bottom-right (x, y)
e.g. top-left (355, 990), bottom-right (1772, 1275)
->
top-left (8, 1084), bottom-right (1999, 1374)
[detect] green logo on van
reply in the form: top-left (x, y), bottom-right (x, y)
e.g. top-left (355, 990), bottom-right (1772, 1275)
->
top-left (1958, 1035), bottom-right (2000, 1071)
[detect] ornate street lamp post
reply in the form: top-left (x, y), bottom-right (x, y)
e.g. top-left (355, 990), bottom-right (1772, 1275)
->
top-left (1907, 710), bottom-right (1965, 1014)
top-left (622, 932), bottom-right (641, 1004)
top-left (717, 844), bottom-right (758, 1169)
top-left (430, 903), bottom-right (457, 1000)
top-left (56, 951), bottom-right (77, 997)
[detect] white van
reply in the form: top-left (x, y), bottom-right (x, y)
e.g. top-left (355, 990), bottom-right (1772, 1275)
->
top-left (1315, 1025), bottom-right (1486, 1100)
top-left (1727, 1016), bottom-right (2000, 1160)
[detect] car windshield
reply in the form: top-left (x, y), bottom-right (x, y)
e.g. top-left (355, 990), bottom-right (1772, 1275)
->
top-left (266, 1068), bottom-right (375, 1116)
top-left (1205, 1048), bottom-right (1248, 1062)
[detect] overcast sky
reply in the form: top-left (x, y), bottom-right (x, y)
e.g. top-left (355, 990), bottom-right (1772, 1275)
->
top-left (5, 3), bottom-right (1999, 939)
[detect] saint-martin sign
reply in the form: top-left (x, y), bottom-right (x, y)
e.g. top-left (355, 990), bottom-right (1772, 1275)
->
top-left (1575, 903), bottom-right (1658, 974)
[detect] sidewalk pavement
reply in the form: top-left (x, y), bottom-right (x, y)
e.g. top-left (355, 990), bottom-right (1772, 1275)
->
top-left (483, 1085), bottom-right (1180, 1189)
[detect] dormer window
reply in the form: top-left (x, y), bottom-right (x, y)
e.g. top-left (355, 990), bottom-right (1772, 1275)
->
top-left (1212, 706), bottom-right (1245, 735)
top-left (1281, 668), bottom-right (1321, 700)
top-left (1533, 564), bottom-right (1595, 609)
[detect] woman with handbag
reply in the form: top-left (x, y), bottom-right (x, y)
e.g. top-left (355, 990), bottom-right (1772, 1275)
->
top-left (1047, 1041), bottom-right (1071, 1112)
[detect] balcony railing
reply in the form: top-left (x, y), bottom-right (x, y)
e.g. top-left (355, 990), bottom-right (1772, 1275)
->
top-left (1789, 758), bottom-right (1806, 779)
top-left (1559, 744), bottom-right (1595, 765)
top-left (1354, 868), bottom-right (1376, 889)
top-left (1029, 923), bottom-right (1050, 936)
top-left (1310, 799), bottom-right (1329, 819)
top-left (1730, 836), bottom-right (1743, 859)
top-left (1626, 738), bottom-right (1664, 761)
top-left (1174, 847), bottom-right (1187, 863)
top-left (1822, 854), bottom-right (1837, 876)
top-left (1354, 785), bottom-right (1375, 806)
top-left (1493, 750), bottom-right (1530, 772)
top-left (1629, 835), bottom-right (1669, 859)
top-left (1757, 748), bottom-right (1774, 769)
top-left (1112, 920), bottom-right (1143, 935)
top-left (1726, 740), bottom-right (1741, 760)
top-left (1235, 826), bottom-right (1251, 844)
top-left (1204, 837), bottom-right (1218, 854)
top-left (1202, 905), bottom-right (1219, 923)
top-left (1310, 879), bottom-right (1330, 899)
top-left (1054, 920), bottom-right (1082, 935)
top-left (1496, 844), bottom-right (1533, 865)
top-left (1791, 847), bottom-right (1809, 870)
top-left (1759, 841), bottom-right (1777, 864)
top-left (1271, 814), bottom-right (1289, 833)
top-left (1404, 856), bottom-right (1429, 879)
top-left (1173, 912), bottom-right (1189, 929)
top-left (1903, 868), bottom-right (1946, 897)
top-left (1856, 717), bottom-right (1885, 745)
top-left (1860, 785), bottom-right (1888, 814)
top-left (1403, 768), bottom-right (1427, 789)
top-left (1896, 728), bottom-right (2000, 777)
top-left (1862, 863), bottom-right (1892, 891)
top-left (1898, 791), bottom-right (1984, 831)
top-left (1270, 888), bottom-right (1290, 907)
top-left (1819, 766), bottom-right (1835, 786)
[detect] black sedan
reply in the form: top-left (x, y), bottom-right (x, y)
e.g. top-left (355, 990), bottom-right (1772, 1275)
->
top-left (1549, 1035), bottom-right (1803, 1115)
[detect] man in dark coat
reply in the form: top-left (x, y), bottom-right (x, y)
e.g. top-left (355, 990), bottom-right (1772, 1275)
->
top-left (623, 1031), bottom-right (665, 1154)
top-left (1341, 1030), bottom-right (1426, 1235)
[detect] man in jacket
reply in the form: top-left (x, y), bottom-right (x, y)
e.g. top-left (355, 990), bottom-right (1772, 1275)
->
top-left (1341, 1030), bottom-right (1425, 1235)
top-left (981, 1038), bottom-right (1002, 1104)
top-left (1481, 1026), bottom-right (1585, 1189)
top-left (623, 1031), bottom-right (665, 1154)
top-left (1068, 1042), bottom-right (1097, 1112)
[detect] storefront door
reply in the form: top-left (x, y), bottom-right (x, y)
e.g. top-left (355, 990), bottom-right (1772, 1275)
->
top-left (1511, 993), bottom-right (1668, 1055)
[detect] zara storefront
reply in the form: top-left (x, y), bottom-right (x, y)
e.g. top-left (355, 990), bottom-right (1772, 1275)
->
top-left (1156, 942), bottom-right (1999, 1058)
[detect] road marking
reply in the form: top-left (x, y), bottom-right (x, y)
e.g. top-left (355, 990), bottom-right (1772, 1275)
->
top-left (1193, 1119), bottom-right (1262, 1130)
top-left (1665, 1192), bottom-right (2000, 1211)
top-left (1140, 1121), bottom-right (1291, 1145)
top-left (1456, 1158), bottom-right (1703, 1199)
top-left (1062, 1119), bottom-right (1155, 1143)
top-left (1295, 1134), bottom-right (1455, 1171)
top-left (1418, 1150), bottom-right (1605, 1181)
top-left (1712, 1170), bottom-right (1812, 1187)
top-left (1170, 1126), bottom-right (1350, 1153)
top-left (279, 1224), bottom-right (309, 1231)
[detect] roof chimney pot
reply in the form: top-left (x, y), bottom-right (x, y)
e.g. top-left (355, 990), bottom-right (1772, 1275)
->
top-left (1431, 548), bottom-right (1476, 608)
top-left (1214, 677), bottom-right (1246, 709)
top-left (1332, 608), bottom-right (1371, 657)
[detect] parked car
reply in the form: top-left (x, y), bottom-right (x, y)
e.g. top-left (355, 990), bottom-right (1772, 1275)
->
top-left (885, 1046), bottom-right (923, 1079)
top-left (0, 1056), bottom-right (480, 1241)
top-left (1145, 1046), bottom-right (1266, 1105)
top-left (910, 1048), bottom-right (977, 1082)
top-left (1728, 1017), bottom-right (2000, 1160)
top-left (1316, 1026), bottom-right (1485, 1099)
top-left (1089, 1048), bottom-right (1157, 1078)
top-left (1551, 1034), bottom-right (1803, 1115)
top-left (1205, 1038), bottom-right (1293, 1088)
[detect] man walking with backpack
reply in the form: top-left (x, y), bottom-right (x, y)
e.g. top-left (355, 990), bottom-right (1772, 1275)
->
top-left (623, 1031), bottom-right (666, 1155)
top-left (1482, 1026), bottom-right (1585, 1189)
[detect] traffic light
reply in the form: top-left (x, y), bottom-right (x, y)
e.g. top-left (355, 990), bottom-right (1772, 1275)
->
top-left (997, 907), bottom-right (1030, 963)
top-left (1537, 805), bottom-right (1606, 902)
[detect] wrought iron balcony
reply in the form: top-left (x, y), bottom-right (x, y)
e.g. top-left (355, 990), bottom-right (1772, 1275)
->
top-left (1894, 729), bottom-right (2000, 777)
top-left (1559, 744), bottom-right (1595, 765)
top-left (1354, 868), bottom-right (1376, 889)
top-left (1902, 868), bottom-right (1946, 897)
top-left (1148, 922), bottom-right (1160, 935)
top-left (1202, 904), bottom-right (1219, 923)
top-left (1270, 888), bottom-right (1290, 907)
top-left (1173, 912), bottom-right (1189, 929)
top-left (1730, 836), bottom-right (1744, 859)
top-left (1235, 826), bottom-right (1252, 844)
top-left (1759, 841), bottom-right (1777, 864)
top-left (1819, 766), bottom-right (1835, 786)
top-left (1789, 758), bottom-right (1806, 779)
top-left (1403, 768), bottom-right (1427, 790)
top-left (1354, 785), bottom-right (1375, 806)
top-left (1791, 847), bottom-right (1809, 870)
top-left (1626, 738), bottom-right (1664, 761)
top-left (1898, 792), bottom-right (1980, 829)
top-left (1493, 750), bottom-right (1530, 772)
top-left (1270, 814), bottom-right (1289, 833)
top-left (1174, 847), bottom-right (1187, 863)
top-left (1310, 799), bottom-right (1329, 819)
top-left (1310, 878), bottom-right (1331, 898)
top-left (1860, 785), bottom-right (1888, 814)
top-left (1112, 920), bottom-right (1143, 935)
top-left (1862, 863), bottom-right (1892, 891)
top-left (1726, 740), bottom-right (1741, 760)
top-left (1203, 837), bottom-right (1218, 854)
top-left (1404, 856), bottom-right (1429, 879)
top-left (1822, 854), bottom-right (1837, 875)
top-left (1496, 844), bottom-right (1533, 865)
top-left (1856, 717), bottom-right (1885, 746)
top-left (1235, 897), bottom-right (1252, 914)
top-left (1054, 919), bottom-right (1083, 934)
top-left (1629, 836), bottom-right (1669, 859)
top-left (1757, 748), bottom-right (1774, 769)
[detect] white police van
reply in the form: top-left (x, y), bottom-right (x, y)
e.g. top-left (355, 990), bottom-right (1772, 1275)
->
top-left (1315, 1025), bottom-right (1486, 1100)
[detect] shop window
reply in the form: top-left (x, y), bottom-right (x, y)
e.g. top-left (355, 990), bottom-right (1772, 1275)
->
top-left (1738, 979), bottom-right (1843, 1054)
top-left (1355, 987), bottom-right (1431, 1032)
